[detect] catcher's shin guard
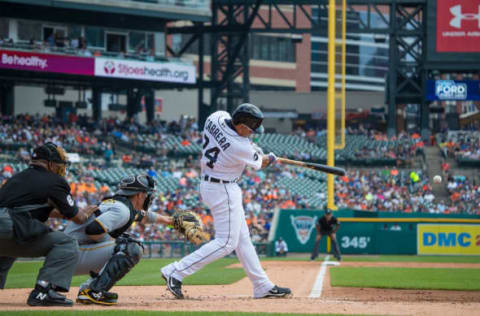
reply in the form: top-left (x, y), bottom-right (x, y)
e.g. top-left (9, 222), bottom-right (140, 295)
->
top-left (89, 237), bottom-right (142, 294)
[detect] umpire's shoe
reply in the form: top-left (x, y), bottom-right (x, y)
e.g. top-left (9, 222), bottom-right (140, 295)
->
top-left (162, 273), bottom-right (184, 299)
top-left (256, 285), bottom-right (292, 299)
top-left (27, 284), bottom-right (73, 307)
top-left (76, 288), bottom-right (117, 306)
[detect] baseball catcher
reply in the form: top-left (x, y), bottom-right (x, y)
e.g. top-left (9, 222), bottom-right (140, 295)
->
top-left (63, 174), bottom-right (208, 305)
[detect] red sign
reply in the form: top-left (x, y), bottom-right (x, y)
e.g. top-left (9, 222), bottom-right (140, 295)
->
top-left (141, 96), bottom-right (163, 113)
top-left (436, 0), bottom-right (480, 53)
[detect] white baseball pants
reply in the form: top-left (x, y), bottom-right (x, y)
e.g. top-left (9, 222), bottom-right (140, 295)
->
top-left (161, 181), bottom-right (274, 298)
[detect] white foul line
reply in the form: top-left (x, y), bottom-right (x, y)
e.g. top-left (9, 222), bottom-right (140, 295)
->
top-left (309, 255), bottom-right (330, 298)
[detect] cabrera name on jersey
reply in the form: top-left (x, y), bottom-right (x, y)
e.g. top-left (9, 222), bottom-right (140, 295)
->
top-left (201, 111), bottom-right (262, 180)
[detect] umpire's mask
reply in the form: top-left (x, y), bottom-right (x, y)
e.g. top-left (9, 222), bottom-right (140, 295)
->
top-left (31, 142), bottom-right (69, 177)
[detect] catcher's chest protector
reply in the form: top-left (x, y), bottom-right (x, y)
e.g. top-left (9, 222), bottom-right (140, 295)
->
top-left (102, 195), bottom-right (138, 238)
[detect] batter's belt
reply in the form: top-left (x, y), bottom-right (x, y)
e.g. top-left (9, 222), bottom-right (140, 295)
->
top-left (202, 175), bottom-right (237, 184)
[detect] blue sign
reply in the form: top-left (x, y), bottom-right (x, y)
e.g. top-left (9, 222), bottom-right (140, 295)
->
top-left (426, 80), bottom-right (480, 101)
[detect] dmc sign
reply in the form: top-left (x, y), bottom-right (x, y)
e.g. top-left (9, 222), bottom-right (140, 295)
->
top-left (423, 232), bottom-right (471, 247)
top-left (417, 224), bottom-right (480, 255)
top-left (435, 80), bottom-right (467, 100)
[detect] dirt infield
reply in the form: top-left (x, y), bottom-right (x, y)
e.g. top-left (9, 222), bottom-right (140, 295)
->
top-left (1, 261), bottom-right (479, 315)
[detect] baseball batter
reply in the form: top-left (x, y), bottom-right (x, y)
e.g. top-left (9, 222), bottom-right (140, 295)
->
top-left (161, 103), bottom-right (291, 299)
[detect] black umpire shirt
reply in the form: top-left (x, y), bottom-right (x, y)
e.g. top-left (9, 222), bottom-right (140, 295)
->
top-left (0, 165), bottom-right (78, 222)
top-left (317, 215), bottom-right (339, 233)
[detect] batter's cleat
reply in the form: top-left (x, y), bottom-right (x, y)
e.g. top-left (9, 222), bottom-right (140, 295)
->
top-left (258, 285), bottom-right (292, 299)
top-left (162, 273), bottom-right (184, 299)
top-left (27, 287), bottom-right (73, 307)
top-left (76, 288), bottom-right (117, 306)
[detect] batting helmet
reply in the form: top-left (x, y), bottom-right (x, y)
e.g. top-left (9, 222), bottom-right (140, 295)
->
top-left (232, 103), bottom-right (264, 134)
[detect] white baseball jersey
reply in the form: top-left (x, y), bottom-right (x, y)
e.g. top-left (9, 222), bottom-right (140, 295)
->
top-left (162, 110), bottom-right (278, 298)
top-left (201, 111), bottom-right (262, 181)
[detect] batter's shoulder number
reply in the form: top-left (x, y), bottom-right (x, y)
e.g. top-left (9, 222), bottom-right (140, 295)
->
top-left (203, 135), bottom-right (220, 169)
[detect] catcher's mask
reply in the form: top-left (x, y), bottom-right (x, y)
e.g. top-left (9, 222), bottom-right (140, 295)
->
top-left (116, 175), bottom-right (156, 211)
top-left (31, 142), bottom-right (69, 177)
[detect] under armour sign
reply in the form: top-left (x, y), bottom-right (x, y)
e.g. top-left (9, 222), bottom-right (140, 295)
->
top-left (437, 0), bottom-right (480, 53)
top-left (449, 5), bottom-right (480, 29)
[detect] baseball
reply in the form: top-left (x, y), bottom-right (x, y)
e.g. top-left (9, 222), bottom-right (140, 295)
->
top-left (433, 175), bottom-right (442, 184)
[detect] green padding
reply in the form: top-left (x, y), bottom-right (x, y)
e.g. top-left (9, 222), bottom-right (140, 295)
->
top-left (273, 209), bottom-right (480, 254)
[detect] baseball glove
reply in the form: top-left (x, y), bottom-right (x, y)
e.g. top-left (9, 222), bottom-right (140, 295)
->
top-left (172, 211), bottom-right (209, 245)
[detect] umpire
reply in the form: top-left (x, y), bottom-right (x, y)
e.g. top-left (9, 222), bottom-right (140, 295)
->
top-left (0, 142), bottom-right (96, 306)
top-left (310, 209), bottom-right (341, 261)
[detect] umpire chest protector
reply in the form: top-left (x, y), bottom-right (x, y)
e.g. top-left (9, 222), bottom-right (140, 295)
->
top-left (99, 195), bottom-right (141, 238)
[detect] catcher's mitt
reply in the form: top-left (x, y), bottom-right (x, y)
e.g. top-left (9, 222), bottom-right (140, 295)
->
top-left (173, 211), bottom-right (209, 245)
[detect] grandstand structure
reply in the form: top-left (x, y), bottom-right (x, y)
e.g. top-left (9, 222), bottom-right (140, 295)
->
top-left (1, 1), bottom-right (478, 136)
top-left (0, 0), bottom-right (479, 242)
top-left (0, 0), bottom-right (209, 122)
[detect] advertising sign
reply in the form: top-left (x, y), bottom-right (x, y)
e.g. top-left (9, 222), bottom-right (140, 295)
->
top-left (426, 80), bottom-right (480, 101)
top-left (436, 0), bottom-right (480, 53)
top-left (290, 215), bottom-right (318, 245)
top-left (0, 49), bottom-right (94, 76)
top-left (417, 224), bottom-right (480, 255)
top-left (95, 57), bottom-right (196, 84)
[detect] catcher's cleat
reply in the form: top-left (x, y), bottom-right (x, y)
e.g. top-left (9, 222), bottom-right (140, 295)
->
top-left (162, 273), bottom-right (184, 299)
top-left (76, 288), bottom-right (117, 305)
top-left (256, 285), bottom-right (292, 299)
top-left (27, 287), bottom-right (73, 307)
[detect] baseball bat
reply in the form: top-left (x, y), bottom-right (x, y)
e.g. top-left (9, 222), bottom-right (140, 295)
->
top-left (277, 157), bottom-right (346, 176)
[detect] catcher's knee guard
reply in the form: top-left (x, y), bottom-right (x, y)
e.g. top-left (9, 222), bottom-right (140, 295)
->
top-left (89, 237), bottom-right (143, 293)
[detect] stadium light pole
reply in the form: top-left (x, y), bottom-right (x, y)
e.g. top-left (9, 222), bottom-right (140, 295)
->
top-left (327, 0), bottom-right (337, 211)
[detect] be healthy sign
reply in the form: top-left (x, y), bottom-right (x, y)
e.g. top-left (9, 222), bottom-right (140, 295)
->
top-left (95, 57), bottom-right (196, 84)
top-left (417, 224), bottom-right (480, 255)
top-left (0, 49), bottom-right (94, 76)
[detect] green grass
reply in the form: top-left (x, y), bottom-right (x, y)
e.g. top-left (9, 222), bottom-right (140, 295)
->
top-left (7, 255), bottom-right (480, 290)
top-left (0, 312), bottom-right (370, 316)
top-left (5, 258), bottom-right (245, 289)
top-left (340, 255), bottom-right (480, 263)
top-left (268, 254), bottom-right (480, 263)
top-left (330, 266), bottom-right (480, 291)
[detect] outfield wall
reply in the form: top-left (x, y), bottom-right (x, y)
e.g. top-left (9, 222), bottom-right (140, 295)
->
top-left (272, 209), bottom-right (480, 255)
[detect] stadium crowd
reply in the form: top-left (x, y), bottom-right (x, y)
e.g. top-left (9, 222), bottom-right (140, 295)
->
top-left (0, 34), bottom-right (161, 62)
top-left (1, 114), bottom-right (480, 243)
top-left (438, 131), bottom-right (480, 161)
top-left (0, 114), bottom-right (430, 164)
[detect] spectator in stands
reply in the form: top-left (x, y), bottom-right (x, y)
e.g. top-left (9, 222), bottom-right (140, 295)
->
top-left (104, 144), bottom-right (114, 166)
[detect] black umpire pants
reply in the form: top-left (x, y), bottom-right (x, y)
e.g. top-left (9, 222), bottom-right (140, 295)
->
top-left (0, 208), bottom-right (79, 291)
top-left (310, 230), bottom-right (341, 260)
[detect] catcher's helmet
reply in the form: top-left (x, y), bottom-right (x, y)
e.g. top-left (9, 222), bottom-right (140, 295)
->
top-left (232, 103), bottom-right (264, 134)
top-left (116, 175), bottom-right (156, 196)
